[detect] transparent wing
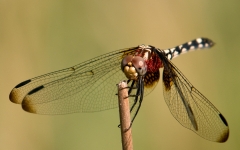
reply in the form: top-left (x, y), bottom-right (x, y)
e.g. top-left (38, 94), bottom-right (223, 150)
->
top-left (9, 46), bottom-right (157, 114)
top-left (162, 60), bottom-right (229, 142)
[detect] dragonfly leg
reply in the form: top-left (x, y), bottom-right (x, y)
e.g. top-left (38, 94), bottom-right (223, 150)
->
top-left (130, 77), bottom-right (144, 124)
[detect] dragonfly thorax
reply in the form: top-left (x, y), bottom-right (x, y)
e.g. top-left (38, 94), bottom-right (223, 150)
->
top-left (121, 55), bottom-right (147, 80)
top-left (135, 45), bottom-right (163, 73)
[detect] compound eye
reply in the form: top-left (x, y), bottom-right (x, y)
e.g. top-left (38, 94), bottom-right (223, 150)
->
top-left (121, 55), bottom-right (133, 71)
top-left (132, 56), bottom-right (147, 76)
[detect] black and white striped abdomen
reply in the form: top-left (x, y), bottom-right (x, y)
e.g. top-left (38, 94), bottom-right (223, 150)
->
top-left (163, 38), bottom-right (214, 60)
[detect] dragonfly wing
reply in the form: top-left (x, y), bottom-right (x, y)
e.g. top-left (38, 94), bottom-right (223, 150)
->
top-left (9, 47), bottom-right (139, 114)
top-left (162, 60), bottom-right (229, 142)
top-left (9, 68), bottom-right (75, 104)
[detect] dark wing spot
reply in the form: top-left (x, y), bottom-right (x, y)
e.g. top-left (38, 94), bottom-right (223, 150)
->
top-left (15, 79), bottom-right (31, 88)
top-left (28, 85), bottom-right (44, 95)
top-left (219, 113), bottom-right (228, 126)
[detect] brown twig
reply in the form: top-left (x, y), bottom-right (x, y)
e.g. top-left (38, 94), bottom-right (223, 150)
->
top-left (117, 81), bottom-right (133, 150)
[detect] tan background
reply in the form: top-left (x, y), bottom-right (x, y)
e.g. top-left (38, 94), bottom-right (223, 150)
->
top-left (0, 1), bottom-right (239, 150)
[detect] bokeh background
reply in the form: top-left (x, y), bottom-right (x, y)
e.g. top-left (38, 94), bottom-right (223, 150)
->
top-left (1, 1), bottom-right (240, 150)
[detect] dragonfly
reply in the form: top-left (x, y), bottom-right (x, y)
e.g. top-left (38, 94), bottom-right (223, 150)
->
top-left (9, 38), bottom-right (229, 142)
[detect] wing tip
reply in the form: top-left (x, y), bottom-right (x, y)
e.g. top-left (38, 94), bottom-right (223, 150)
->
top-left (217, 129), bottom-right (229, 143)
top-left (217, 113), bottom-right (229, 143)
top-left (22, 96), bottom-right (37, 113)
top-left (9, 88), bottom-right (23, 104)
top-left (9, 79), bottom-right (32, 104)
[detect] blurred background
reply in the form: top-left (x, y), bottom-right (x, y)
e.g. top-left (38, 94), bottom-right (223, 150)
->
top-left (1, 0), bottom-right (240, 150)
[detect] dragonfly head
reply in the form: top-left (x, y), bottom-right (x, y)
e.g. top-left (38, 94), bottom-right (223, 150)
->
top-left (121, 55), bottom-right (147, 80)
